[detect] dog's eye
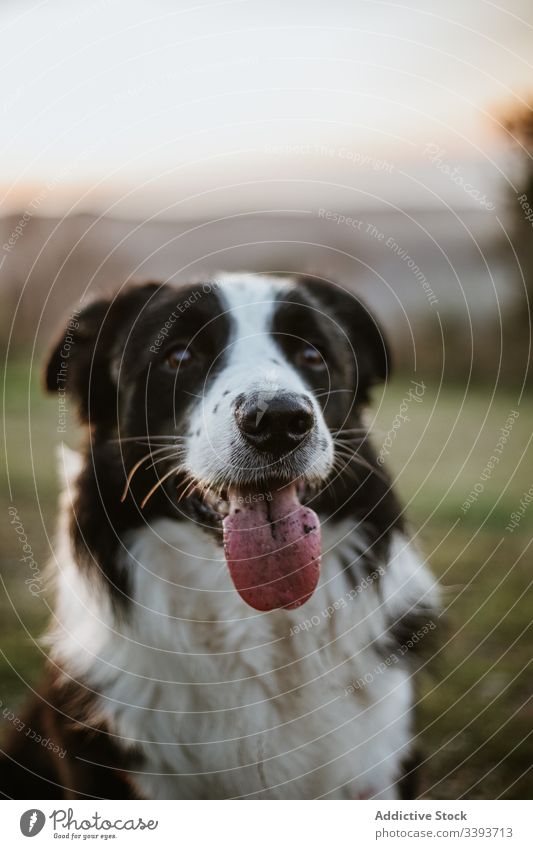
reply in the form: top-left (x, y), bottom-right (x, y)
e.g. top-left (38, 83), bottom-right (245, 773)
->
top-left (165, 346), bottom-right (193, 370)
top-left (295, 344), bottom-right (326, 370)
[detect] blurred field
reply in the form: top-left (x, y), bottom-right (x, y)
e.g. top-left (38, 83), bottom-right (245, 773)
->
top-left (1, 360), bottom-right (532, 798)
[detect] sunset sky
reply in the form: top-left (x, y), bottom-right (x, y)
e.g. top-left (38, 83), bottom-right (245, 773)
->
top-left (1, 0), bottom-right (532, 217)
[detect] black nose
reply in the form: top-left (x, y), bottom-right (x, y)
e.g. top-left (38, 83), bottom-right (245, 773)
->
top-left (235, 392), bottom-right (315, 453)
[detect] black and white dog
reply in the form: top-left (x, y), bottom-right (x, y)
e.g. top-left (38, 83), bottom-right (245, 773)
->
top-left (1, 273), bottom-right (438, 800)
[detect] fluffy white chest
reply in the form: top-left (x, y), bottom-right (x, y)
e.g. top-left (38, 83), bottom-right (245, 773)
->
top-left (49, 517), bottom-right (436, 800)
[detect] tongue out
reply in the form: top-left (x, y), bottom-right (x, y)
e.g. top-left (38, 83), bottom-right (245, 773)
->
top-left (222, 484), bottom-right (321, 611)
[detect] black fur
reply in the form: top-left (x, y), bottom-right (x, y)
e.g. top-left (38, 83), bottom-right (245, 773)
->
top-left (274, 278), bottom-right (402, 567)
top-left (0, 673), bottom-right (142, 800)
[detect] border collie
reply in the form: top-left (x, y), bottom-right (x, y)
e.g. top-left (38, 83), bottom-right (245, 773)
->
top-left (1, 273), bottom-right (439, 800)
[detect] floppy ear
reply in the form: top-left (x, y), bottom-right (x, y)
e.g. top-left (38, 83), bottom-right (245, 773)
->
top-left (43, 282), bottom-right (161, 425)
top-left (301, 276), bottom-right (391, 389)
top-left (43, 297), bottom-right (115, 424)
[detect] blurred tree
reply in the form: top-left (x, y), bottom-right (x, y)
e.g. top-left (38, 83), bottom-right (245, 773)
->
top-left (503, 101), bottom-right (533, 388)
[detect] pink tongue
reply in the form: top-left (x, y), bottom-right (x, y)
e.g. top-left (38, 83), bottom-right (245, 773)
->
top-left (222, 484), bottom-right (321, 611)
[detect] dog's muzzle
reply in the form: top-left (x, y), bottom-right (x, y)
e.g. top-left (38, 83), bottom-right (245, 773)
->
top-left (234, 391), bottom-right (315, 454)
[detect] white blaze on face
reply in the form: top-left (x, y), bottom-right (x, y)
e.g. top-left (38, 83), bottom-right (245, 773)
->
top-left (185, 273), bottom-right (334, 487)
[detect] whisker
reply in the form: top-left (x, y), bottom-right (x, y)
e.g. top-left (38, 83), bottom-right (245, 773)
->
top-left (112, 435), bottom-right (182, 442)
top-left (314, 389), bottom-right (356, 399)
top-left (145, 449), bottom-right (184, 473)
top-left (111, 435), bottom-right (184, 446)
top-left (334, 436), bottom-right (367, 446)
top-left (176, 472), bottom-right (196, 502)
top-left (333, 426), bottom-right (386, 439)
top-left (333, 438), bottom-right (366, 450)
top-left (346, 452), bottom-right (387, 481)
top-left (120, 446), bottom-right (175, 502)
top-left (331, 427), bottom-right (368, 435)
top-left (178, 474), bottom-right (202, 502)
top-left (332, 439), bottom-right (389, 483)
top-left (141, 465), bottom-right (183, 509)
top-left (333, 464), bottom-right (360, 483)
top-left (334, 452), bottom-right (364, 474)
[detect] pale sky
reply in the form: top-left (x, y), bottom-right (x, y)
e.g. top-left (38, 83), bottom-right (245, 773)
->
top-left (1, 0), bottom-right (532, 217)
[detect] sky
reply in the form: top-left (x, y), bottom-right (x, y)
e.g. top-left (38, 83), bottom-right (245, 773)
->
top-left (1, 0), bottom-right (532, 217)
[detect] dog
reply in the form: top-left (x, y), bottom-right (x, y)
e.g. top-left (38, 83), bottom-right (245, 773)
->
top-left (0, 272), bottom-right (439, 799)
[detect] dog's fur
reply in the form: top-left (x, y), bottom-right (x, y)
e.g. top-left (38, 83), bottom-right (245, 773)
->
top-left (0, 273), bottom-right (439, 799)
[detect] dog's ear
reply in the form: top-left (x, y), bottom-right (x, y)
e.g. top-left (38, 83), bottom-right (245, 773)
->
top-left (43, 296), bottom-right (114, 424)
top-left (302, 277), bottom-right (391, 390)
top-left (43, 283), bottom-right (161, 425)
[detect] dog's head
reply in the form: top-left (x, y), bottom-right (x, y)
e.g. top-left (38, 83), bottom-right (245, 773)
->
top-left (45, 273), bottom-right (390, 611)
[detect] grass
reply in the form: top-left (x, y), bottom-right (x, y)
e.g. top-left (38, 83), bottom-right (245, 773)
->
top-left (1, 361), bottom-right (532, 798)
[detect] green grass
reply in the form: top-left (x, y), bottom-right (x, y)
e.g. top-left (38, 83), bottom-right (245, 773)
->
top-left (1, 362), bottom-right (532, 798)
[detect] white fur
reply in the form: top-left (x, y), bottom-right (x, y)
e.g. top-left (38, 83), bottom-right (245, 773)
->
top-left (185, 273), bottom-right (334, 488)
top-left (48, 474), bottom-right (438, 799)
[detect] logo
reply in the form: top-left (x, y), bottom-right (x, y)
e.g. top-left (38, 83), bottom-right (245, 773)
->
top-left (20, 809), bottom-right (46, 837)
